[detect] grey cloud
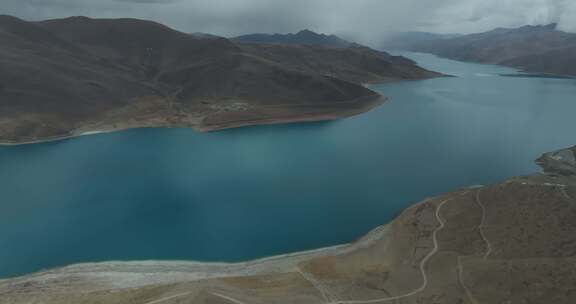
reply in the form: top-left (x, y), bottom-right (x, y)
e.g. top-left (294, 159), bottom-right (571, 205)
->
top-left (1, 0), bottom-right (574, 45)
top-left (114, 0), bottom-right (179, 4)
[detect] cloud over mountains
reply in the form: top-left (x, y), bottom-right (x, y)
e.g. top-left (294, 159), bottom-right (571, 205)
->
top-left (2, 0), bottom-right (575, 44)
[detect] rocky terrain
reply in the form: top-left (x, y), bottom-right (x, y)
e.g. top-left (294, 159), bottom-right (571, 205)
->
top-left (395, 24), bottom-right (576, 77)
top-left (0, 15), bottom-right (441, 144)
top-left (2, 145), bottom-right (575, 303)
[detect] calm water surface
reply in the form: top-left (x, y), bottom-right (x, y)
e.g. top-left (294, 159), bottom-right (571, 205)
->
top-left (1, 52), bottom-right (576, 278)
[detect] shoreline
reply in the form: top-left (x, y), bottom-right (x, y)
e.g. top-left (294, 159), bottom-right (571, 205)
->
top-left (0, 223), bottom-right (391, 290)
top-left (0, 95), bottom-right (386, 147)
top-left (197, 95), bottom-right (386, 132)
top-left (3, 148), bottom-right (575, 302)
top-left (0, 130), bottom-right (113, 147)
top-left (407, 51), bottom-right (576, 79)
top-left (0, 93), bottom-right (388, 285)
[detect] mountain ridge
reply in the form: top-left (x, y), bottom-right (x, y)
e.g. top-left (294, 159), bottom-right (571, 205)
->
top-left (233, 29), bottom-right (352, 47)
top-left (392, 24), bottom-right (576, 76)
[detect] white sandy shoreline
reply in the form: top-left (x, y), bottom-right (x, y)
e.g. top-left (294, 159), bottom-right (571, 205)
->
top-left (0, 224), bottom-right (390, 291)
top-left (0, 130), bottom-right (112, 146)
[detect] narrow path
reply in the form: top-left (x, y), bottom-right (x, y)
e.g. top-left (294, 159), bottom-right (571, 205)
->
top-left (210, 291), bottom-right (248, 304)
top-left (561, 186), bottom-right (574, 202)
top-left (334, 199), bottom-right (451, 304)
top-left (142, 292), bottom-right (192, 304)
top-left (457, 256), bottom-right (477, 304)
top-left (474, 189), bottom-right (492, 259)
top-left (297, 267), bottom-right (338, 303)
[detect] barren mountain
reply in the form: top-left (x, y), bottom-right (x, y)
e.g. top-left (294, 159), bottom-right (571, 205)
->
top-left (239, 43), bottom-right (439, 84)
top-left (399, 24), bottom-right (576, 76)
top-left (0, 16), bottom-right (441, 144)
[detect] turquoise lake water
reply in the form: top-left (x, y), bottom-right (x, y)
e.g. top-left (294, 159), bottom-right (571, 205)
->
top-left (2, 52), bottom-right (576, 278)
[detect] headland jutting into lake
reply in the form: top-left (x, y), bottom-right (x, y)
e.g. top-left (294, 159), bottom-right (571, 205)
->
top-left (0, 15), bottom-right (441, 145)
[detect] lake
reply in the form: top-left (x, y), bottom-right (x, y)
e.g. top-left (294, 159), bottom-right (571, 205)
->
top-left (1, 52), bottom-right (576, 278)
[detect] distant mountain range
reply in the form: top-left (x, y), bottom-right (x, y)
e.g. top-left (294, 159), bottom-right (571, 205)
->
top-left (390, 24), bottom-right (576, 76)
top-left (233, 29), bottom-right (352, 47)
top-left (0, 15), bottom-right (441, 143)
top-left (380, 31), bottom-right (461, 50)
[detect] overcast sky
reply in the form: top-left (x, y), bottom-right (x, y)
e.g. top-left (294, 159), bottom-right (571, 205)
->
top-left (2, 0), bottom-right (575, 44)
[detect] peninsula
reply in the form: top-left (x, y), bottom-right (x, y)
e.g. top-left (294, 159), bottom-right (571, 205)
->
top-left (0, 15), bottom-right (441, 144)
